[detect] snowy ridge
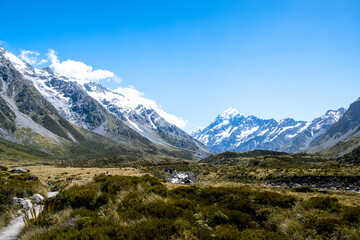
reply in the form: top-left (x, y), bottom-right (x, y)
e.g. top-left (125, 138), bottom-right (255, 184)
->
top-left (192, 108), bottom-right (346, 153)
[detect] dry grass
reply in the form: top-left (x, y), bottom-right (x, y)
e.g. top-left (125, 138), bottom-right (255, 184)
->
top-left (0, 211), bottom-right (14, 229)
top-left (18, 226), bottom-right (48, 240)
top-left (19, 208), bottom-right (73, 240)
top-left (1, 162), bottom-right (145, 186)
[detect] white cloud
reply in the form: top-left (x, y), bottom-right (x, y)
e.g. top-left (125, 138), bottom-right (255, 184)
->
top-left (19, 50), bottom-right (48, 66)
top-left (114, 86), bottom-right (187, 128)
top-left (47, 49), bottom-right (117, 82)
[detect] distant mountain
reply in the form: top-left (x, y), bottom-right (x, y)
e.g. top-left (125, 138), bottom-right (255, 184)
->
top-left (0, 46), bottom-right (212, 160)
top-left (192, 107), bottom-right (345, 153)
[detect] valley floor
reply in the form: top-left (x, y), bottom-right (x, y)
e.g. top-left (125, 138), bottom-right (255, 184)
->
top-left (1, 151), bottom-right (360, 240)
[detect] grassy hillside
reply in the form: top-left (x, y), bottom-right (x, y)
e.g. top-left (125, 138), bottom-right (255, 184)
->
top-left (319, 134), bottom-right (360, 158)
top-left (341, 145), bottom-right (360, 164)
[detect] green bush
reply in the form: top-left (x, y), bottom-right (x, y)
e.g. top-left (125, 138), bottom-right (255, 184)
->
top-left (0, 185), bottom-right (14, 205)
top-left (71, 208), bottom-right (98, 218)
top-left (58, 185), bottom-right (98, 210)
top-left (148, 184), bottom-right (168, 197)
top-left (305, 197), bottom-right (341, 212)
top-left (224, 210), bottom-right (254, 229)
top-left (170, 185), bottom-right (200, 200)
top-left (139, 201), bottom-right (183, 219)
top-left (213, 225), bottom-right (241, 240)
top-left (95, 174), bottom-right (163, 194)
top-left (237, 229), bottom-right (287, 240)
top-left (305, 217), bottom-right (341, 236)
top-left (291, 186), bottom-right (314, 193)
top-left (342, 206), bottom-right (360, 223)
top-left (254, 191), bottom-right (296, 208)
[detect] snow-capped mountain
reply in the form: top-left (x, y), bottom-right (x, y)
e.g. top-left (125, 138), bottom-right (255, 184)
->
top-left (84, 82), bottom-right (210, 155)
top-left (0, 46), bottom-right (160, 159)
top-left (0, 46), bottom-right (211, 159)
top-left (192, 107), bottom-right (346, 153)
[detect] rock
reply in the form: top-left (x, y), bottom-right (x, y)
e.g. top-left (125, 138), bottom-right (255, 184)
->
top-left (168, 172), bottom-right (197, 185)
top-left (10, 168), bottom-right (29, 173)
top-left (30, 194), bottom-right (44, 203)
top-left (12, 198), bottom-right (33, 209)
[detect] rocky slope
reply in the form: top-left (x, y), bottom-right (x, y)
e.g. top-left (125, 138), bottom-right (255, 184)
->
top-left (308, 98), bottom-right (360, 156)
top-left (84, 82), bottom-right (210, 157)
top-left (0, 46), bottom-right (211, 159)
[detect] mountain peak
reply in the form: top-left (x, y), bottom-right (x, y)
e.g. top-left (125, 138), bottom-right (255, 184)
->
top-left (220, 108), bottom-right (240, 118)
top-left (324, 107), bottom-right (346, 117)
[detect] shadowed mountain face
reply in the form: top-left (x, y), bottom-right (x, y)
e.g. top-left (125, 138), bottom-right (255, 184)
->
top-left (192, 107), bottom-right (346, 154)
top-left (0, 46), bottom-right (212, 160)
top-left (308, 98), bottom-right (360, 156)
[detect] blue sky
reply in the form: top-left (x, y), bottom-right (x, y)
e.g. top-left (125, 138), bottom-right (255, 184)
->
top-left (1, 0), bottom-right (360, 133)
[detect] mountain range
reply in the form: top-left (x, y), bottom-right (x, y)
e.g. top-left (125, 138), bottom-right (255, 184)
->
top-left (1, 45), bottom-right (360, 161)
top-left (192, 103), bottom-right (360, 156)
top-left (0, 46), bottom-right (212, 160)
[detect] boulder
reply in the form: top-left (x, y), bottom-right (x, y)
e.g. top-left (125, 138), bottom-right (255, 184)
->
top-left (12, 198), bottom-right (33, 209)
top-left (30, 194), bottom-right (44, 203)
top-left (10, 168), bottom-right (29, 173)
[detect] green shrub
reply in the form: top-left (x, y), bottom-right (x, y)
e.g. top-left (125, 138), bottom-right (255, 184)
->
top-left (213, 225), bottom-right (241, 240)
top-left (58, 185), bottom-right (98, 210)
top-left (71, 208), bottom-right (98, 218)
top-left (225, 210), bottom-right (254, 229)
top-left (342, 206), bottom-right (360, 223)
top-left (291, 186), bottom-right (314, 193)
top-left (149, 184), bottom-right (168, 197)
top-left (112, 218), bottom-right (178, 240)
top-left (221, 193), bottom-right (255, 215)
top-left (0, 185), bottom-right (14, 205)
top-left (140, 201), bottom-right (183, 219)
top-left (305, 217), bottom-right (342, 236)
top-left (237, 229), bottom-right (287, 240)
top-left (171, 185), bottom-right (200, 200)
top-left (95, 192), bottom-right (115, 208)
top-left (96, 174), bottom-right (163, 194)
top-left (305, 197), bottom-right (341, 212)
top-left (254, 191), bottom-right (296, 208)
